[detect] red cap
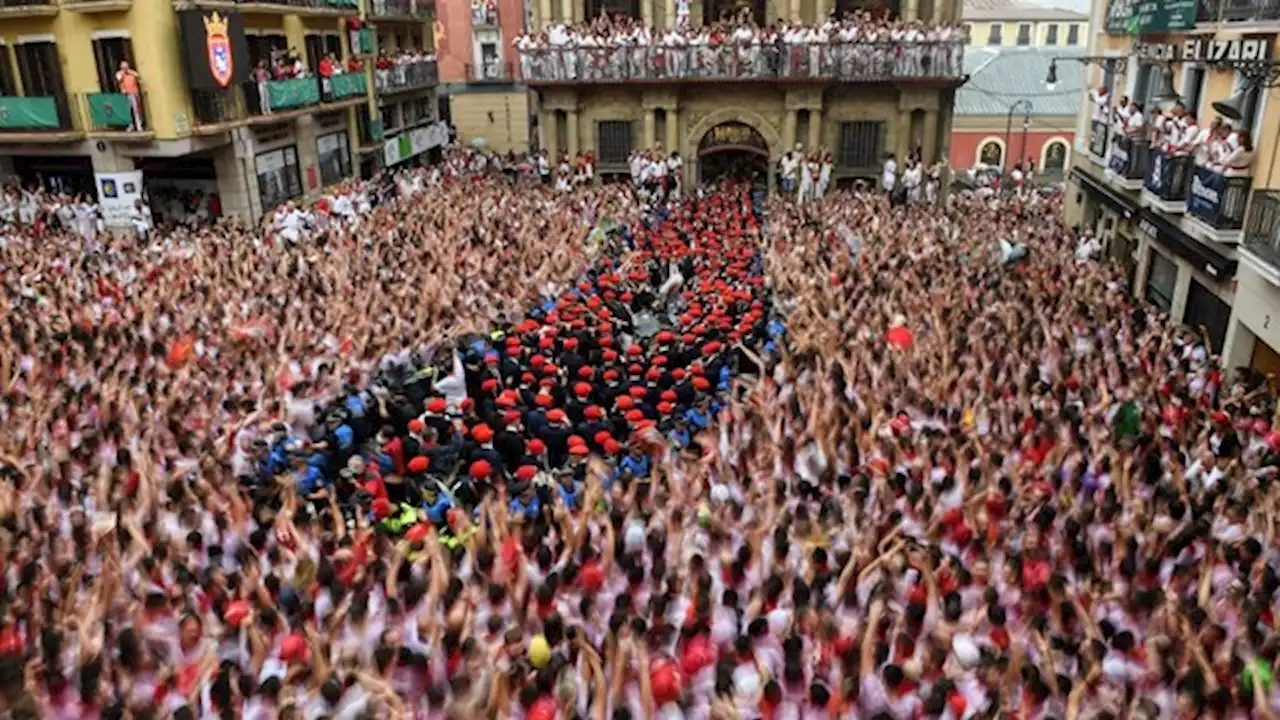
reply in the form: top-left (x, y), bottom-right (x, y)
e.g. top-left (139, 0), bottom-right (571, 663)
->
top-left (535, 394), bottom-right (554, 407)
top-left (472, 425), bottom-right (494, 443)
top-left (604, 439), bottom-right (623, 455)
top-left (406, 523), bottom-right (432, 544)
top-left (547, 409), bottom-right (567, 424)
top-left (427, 398), bottom-right (447, 413)
top-left (469, 460), bottom-right (492, 479)
top-left (629, 386), bottom-right (647, 398)
top-left (574, 382), bottom-right (592, 397)
top-left (693, 377), bottom-right (711, 391)
top-left (280, 633), bottom-right (309, 664)
top-left (594, 430), bottom-right (613, 446)
top-left (407, 418), bottom-right (425, 434)
top-left (407, 456), bottom-right (430, 473)
top-left (527, 438), bottom-right (547, 455)
top-left (372, 497), bottom-right (393, 519)
top-left (625, 409), bottom-right (644, 422)
top-left (577, 366), bottom-right (594, 379)
top-left (481, 378), bottom-right (499, 393)
top-left (616, 396), bottom-right (635, 410)
top-left (658, 401), bottom-right (674, 415)
top-left (585, 405), bottom-right (604, 420)
top-left (516, 465), bottom-right (537, 482)
top-left (569, 444), bottom-right (590, 457)
top-left (580, 561), bottom-right (604, 590)
top-left (627, 346), bottom-right (643, 356)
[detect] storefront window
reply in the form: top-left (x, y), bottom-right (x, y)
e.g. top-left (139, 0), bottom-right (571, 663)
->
top-left (255, 146), bottom-right (302, 211)
top-left (1144, 250), bottom-right (1176, 312)
top-left (317, 131), bottom-right (352, 187)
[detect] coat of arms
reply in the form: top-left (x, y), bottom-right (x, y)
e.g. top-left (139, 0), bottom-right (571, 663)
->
top-left (204, 12), bottom-right (234, 87)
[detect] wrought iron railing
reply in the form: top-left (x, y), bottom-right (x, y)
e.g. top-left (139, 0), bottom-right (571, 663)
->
top-left (1107, 135), bottom-right (1152, 183)
top-left (370, 0), bottom-right (428, 16)
top-left (375, 59), bottom-right (439, 92)
top-left (1188, 165), bottom-right (1252, 231)
top-left (1143, 149), bottom-right (1192, 204)
top-left (517, 41), bottom-right (966, 83)
top-left (467, 61), bottom-right (514, 82)
top-left (1196, 0), bottom-right (1280, 23)
top-left (1244, 190), bottom-right (1280, 267)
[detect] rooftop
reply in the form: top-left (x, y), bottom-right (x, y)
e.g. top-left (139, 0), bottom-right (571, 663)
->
top-left (955, 46), bottom-right (1085, 116)
top-left (963, 0), bottom-right (1089, 21)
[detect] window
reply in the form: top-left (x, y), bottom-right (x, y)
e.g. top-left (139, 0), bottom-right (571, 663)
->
top-left (1066, 24), bottom-right (1079, 44)
top-left (380, 103), bottom-right (399, 131)
top-left (1045, 24), bottom-right (1059, 45)
top-left (978, 140), bottom-right (1003, 166)
top-left (0, 48), bottom-right (16, 96)
top-left (255, 146), bottom-right (303, 211)
top-left (480, 42), bottom-right (500, 78)
top-left (1184, 280), bottom-right (1229, 352)
top-left (325, 35), bottom-right (342, 59)
top-left (247, 34), bottom-right (287, 68)
top-left (987, 23), bottom-right (1002, 45)
top-left (16, 42), bottom-right (64, 97)
top-left (304, 35), bottom-right (328, 73)
top-left (597, 121), bottom-right (634, 165)
top-left (1042, 140), bottom-right (1068, 171)
top-left (837, 121), bottom-right (884, 168)
top-left (92, 37), bottom-right (134, 92)
top-left (1181, 65), bottom-right (1206, 117)
top-left (1016, 23), bottom-right (1032, 45)
top-left (412, 96), bottom-right (432, 124)
top-left (1144, 251), bottom-right (1176, 312)
top-left (317, 131), bottom-right (352, 186)
top-left (963, 24), bottom-right (973, 40)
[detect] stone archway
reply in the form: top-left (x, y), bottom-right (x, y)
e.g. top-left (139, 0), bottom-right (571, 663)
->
top-left (685, 107), bottom-right (782, 191)
top-left (697, 122), bottom-right (771, 187)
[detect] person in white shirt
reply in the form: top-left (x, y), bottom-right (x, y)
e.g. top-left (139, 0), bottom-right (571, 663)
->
top-left (1090, 85), bottom-right (1111, 123)
top-left (817, 152), bottom-right (832, 199)
top-left (798, 153), bottom-right (816, 203)
top-left (780, 147), bottom-right (800, 194)
top-left (666, 152), bottom-right (683, 195)
top-left (902, 158), bottom-right (923, 204)
top-left (130, 198), bottom-right (153, 242)
top-left (881, 154), bottom-right (898, 195)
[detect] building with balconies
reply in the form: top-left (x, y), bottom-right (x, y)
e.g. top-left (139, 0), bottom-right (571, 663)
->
top-left (0, 0), bottom-right (440, 223)
top-left (515, 0), bottom-right (966, 189)
top-left (1064, 0), bottom-right (1280, 386)
top-left (434, 0), bottom-right (531, 153)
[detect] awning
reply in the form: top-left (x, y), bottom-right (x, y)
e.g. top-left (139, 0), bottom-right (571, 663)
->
top-left (1135, 207), bottom-right (1237, 280)
top-left (1069, 166), bottom-right (1138, 218)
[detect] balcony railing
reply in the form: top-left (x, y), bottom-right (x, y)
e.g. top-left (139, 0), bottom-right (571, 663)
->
top-left (85, 91), bottom-right (147, 132)
top-left (325, 71), bottom-right (367, 100)
top-left (467, 61), bottom-right (514, 83)
top-left (1196, 0), bottom-right (1280, 23)
top-left (471, 0), bottom-right (498, 25)
top-left (1088, 119), bottom-right (1109, 160)
top-left (1107, 135), bottom-right (1151, 183)
top-left (0, 93), bottom-right (77, 132)
top-left (375, 59), bottom-right (438, 93)
top-left (240, 0), bottom-right (358, 9)
top-left (1188, 165), bottom-right (1252, 231)
top-left (1244, 190), bottom-right (1280, 267)
top-left (1143, 149), bottom-right (1192, 206)
top-left (0, 0), bottom-right (56, 9)
top-left (517, 41), bottom-right (966, 83)
top-left (369, 0), bottom-right (427, 17)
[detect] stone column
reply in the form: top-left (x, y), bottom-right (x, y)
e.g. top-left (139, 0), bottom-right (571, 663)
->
top-left (904, 0), bottom-right (919, 21)
top-left (783, 109), bottom-right (797, 150)
top-left (567, 109), bottom-right (580, 157)
top-left (665, 106), bottom-right (680, 156)
top-left (561, 0), bottom-right (574, 23)
top-left (665, 0), bottom-right (676, 28)
top-left (815, 0), bottom-right (832, 21)
top-left (808, 108), bottom-right (823, 151)
top-left (644, 108), bottom-right (657, 148)
top-left (642, 0), bottom-right (653, 27)
top-left (768, 157), bottom-right (777, 193)
top-left (895, 109), bottom-right (911, 161)
top-left (544, 110), bottom-right (559, 161)
top-left (539, 0), bottom-right (552, 28)
top-left (921, 109), bottom-right (938, 165)
top-left (789, 0), bottom-right (800, 22)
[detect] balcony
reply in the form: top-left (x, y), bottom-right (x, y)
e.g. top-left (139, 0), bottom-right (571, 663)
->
top-left (176, 0), bottom-right (357, 14)
top-left (1186, 165), bottom-right (1251, 243)
top-left (1242, 190), bottom-right (1280, 283)
top-left (1105, 135), bottom-right (1150, 191)
top-left (1142, 149), bottom-right (1192, 214)
top-left (467, 61), bottom-right (514, 83)
top-left (325, 71), bottom-right (368, 101)
top-left (369, 0), bottom-right (429, 19)
top-left (375, 59), bottom-right (438, 94)
top-left (84, 92), bottom-right (152, 138)
top-left (1087, 119), bottom-right (1109, 163)
top-left (518, 41), bottom-right (967, 85)
top-left (0, 94), bottom-right (81, 141)
top-left (188, 77), bottom-right (365, 133)
top-left (63, 0), bottom-right (134, 11)
top-left (0, 0), bottom-right (57, 15)
top-left (1196, 0), bottom-right (1280, 23)
top-left (471, 0), bottom-right (497, 26)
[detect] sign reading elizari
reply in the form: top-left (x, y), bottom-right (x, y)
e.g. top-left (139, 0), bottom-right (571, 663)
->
top-left (1135, 36), bottom-right (1273, 63)
top-left (178, 10), bottom-right (250, 90)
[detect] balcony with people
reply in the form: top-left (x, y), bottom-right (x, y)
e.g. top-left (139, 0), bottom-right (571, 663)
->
top-left (1186, 118), bottom-right (1255, 242)
top-left (174, 0), bottom-right (358, 14)
top-left (515, 13), bottom-right (967, 85)
top-left (1105, 97), bottom-right (1152, 190)
top-left (1141, 102), bottom-right (1198, 214)
top-left (369, 0), bottom-right (431, 20)
top-left (374, 51), bottom-right (439, 94)
top-left (189, 50), bottom-right (368, 131)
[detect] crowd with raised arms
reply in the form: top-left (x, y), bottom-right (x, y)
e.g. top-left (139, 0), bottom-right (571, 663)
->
top-left (514, 11), bottom-right (967, 82)
top-left (0, 139), bottom-right (1277, 720)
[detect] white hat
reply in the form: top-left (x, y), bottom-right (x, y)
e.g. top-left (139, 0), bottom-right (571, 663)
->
top-left (624, 520), bottom-right (646, 553)
top-left (710, 484), bottom-right (730, 504)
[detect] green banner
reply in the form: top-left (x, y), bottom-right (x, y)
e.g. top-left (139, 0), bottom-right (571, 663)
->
top-left (397, 133), bottom-right (411, 160)
top-left (87, 93), bottom-right (135, 128)
top-left (1107, 0), bottom-right (1198, 33)
top-left (370, 117), bottom-right (384, 141)
top-left (0, 96), bottom-right (59, 130)
top-left (330, 72), bottom-right (366, 99)
top-left (268, 77), bottom-right (320, 110)
top-left (358, 28), bottom-right (377, 55)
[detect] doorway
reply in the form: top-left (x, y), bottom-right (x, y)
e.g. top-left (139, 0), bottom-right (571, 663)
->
top-left (697, 121), bottom-right (770, 189)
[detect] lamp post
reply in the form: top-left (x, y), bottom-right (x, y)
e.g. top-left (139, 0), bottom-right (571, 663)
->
top-left (1004, 99), bottom-right (1033, 173)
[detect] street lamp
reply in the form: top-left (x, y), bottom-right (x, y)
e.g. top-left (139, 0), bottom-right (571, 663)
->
top-left (1004, 99), bottom-right (1032, 172)
top-left (1044, 55), bottom-right (1130, 91)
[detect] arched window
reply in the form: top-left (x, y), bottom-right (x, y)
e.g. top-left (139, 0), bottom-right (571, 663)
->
top-left (977, 139), bottom-right (1003, 167)
top-left (1042, 140), bottom-right (1069, 172)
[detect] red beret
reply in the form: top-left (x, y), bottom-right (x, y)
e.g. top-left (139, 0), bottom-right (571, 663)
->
top-left (521, 372), bottom-right (536, 384)
top-left (602, 350), bottom-right (618, 362)
top-left (703, 341), bottom-right (722, 355)
top-left (574, 382), bottom-right (592, 398)
top-left (460, 398), bottom-right (474, 411)
top-left (535, 394), bottom-right (554, 407)
top-left (569, 444), bottom-right (590, 457)
top-left (625, 409), bottom-right (644, 422)
top-left (629, 386), bottom-right (647, 398)
top-left (616, 396), bottom-right (635, 410)
top-left (604, 369), bottom-right (620, 381)
top-left (693, 377), bottom-right (711, 391)
top-left (372, 497), bottom-right (393, 519)
top-left (516, 465), bottom-right (537, 482)
top-left (407, 418), bottom-right (425, 433)
top-left (585, 405), bottom-right (604, 420)
top-left (531, 354), bottom-right (546, 367)
top-left (604, 439), bottom-right (623, 454)
top-left (503, 410), bottom-right (522, 425)
top-left (542, 363), bottom-right (558, 375)
top-left (469, 460), bottom-right (492, 479)
top-left (594, 430), bottom-right (613, 446)
top-left (471, 424), bottom-right (494, 443)
top-left (427, 398), bottom-right (447, 414)
top-left (671, 368), bottom-right (686, 380)
top-left (577, 366), bottom-right (594, 379)
top-left (652, 355), bottom-right (668, 366)
top-left (568, 434), bottom-right (585, 447)
top-left (658, 401), bottom-right (674, 414)
top-left (627, 364), bottom-right (644, 375)
top-left (599, 335), bottom-right (614, 348)
top-left (564, 338), bottom-right (579, 350)
top-left (507, 346), bottom-right (522, 357)
top-left (627, 345), bottom-right (643, 356)
top-left (646, 368), bottom-right (662, 382)
top-left (547, 409), bottom-right (567, 424)
top-left (481, 378), bottom-right (499, 393)
top-left (407, 456), bottom-right (430, 473)
top-left (484, 354), bottom-right (499, 365)
top-left (661, 390), bottom-right (677, 402)
top-left (656, 330), bottom-right (675, 343)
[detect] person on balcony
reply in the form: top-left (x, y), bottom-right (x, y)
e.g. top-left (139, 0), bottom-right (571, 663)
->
top-left (1089, 85), bottom-right (1111, 123)
top-left (1213, 127), bottom-right (1255, 178)
top-left (318, 53), bottom-right (336, 101)
top-left (252, 60), bottom-right (272, 115)
top-left (115, 60), bottom-right (143, 132)
top-left (1122, 99), bottom-right (1146, 139)
top-left (1171, 105), bottom-right (1201, 158)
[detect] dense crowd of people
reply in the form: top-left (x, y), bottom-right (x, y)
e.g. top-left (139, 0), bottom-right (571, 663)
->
top-left (514, 12), bottom-right (967, 82)
top-left (0, 143), bottom-right (1279, 720)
